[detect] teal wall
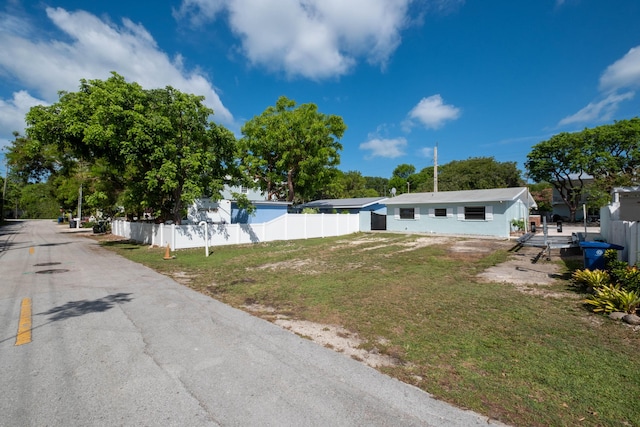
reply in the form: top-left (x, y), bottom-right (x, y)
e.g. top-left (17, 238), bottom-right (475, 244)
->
top-left (386, 200), bottom-right (528, 238)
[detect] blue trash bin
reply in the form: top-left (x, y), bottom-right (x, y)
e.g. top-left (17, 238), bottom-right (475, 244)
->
top-left (579, 241), bottom-right (624, 270)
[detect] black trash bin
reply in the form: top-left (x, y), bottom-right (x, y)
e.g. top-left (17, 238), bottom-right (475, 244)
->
top-left (530, 222), bottom-right (536, 233)
top-left (579, 241), bottom-right (624, 270)
top-left (556, 221), bottom-right (562, 233)
top-left (69, 220), bottom-right (77, 228)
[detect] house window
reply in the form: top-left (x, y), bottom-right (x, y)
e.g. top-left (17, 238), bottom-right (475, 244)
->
top-left (434, 208), bottom-right (447, 217)
top-left (464, 206), bottom-right (486, 220)
top-left (240, 186), bottom-right (248, 194)
top-left (400, 208), bottom-right (415, 219)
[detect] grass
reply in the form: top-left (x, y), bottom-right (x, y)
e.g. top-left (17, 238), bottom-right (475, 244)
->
top-left (100, 233), bottom-right (640, 427)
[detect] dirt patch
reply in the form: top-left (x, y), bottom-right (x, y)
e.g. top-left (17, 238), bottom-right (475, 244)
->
top-left (477, 245), bottom-right (578, 298)
top-left (250, 259), bottom-right (322, 274)
top-left (170, 271), bottom-right (198, 284)
top-left (244, 304), bottom-right (399, 368)
top-left (478, 246), bottom-right (560, 286)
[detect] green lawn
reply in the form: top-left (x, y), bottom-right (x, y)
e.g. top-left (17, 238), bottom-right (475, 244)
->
top-left (100, 233), bottom-right (640, 427)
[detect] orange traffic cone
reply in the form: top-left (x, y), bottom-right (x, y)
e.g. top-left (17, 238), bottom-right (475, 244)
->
top-left (163, 244), bottom-right (172, 260)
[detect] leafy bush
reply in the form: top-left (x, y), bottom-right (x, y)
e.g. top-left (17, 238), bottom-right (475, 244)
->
top-left (301, 208), bottom-right (319, 214)
top-left (577, 251), bottom-right (640, 315)
top-left (605, 249), bottom-right (627, 275)
top-left (611, 265), bottom-right (640, 293)
top-left (572, 269), bottom-right (610, 290)
top-left (604, 249), bottom-right (640, 292)
top-left (584, 284), bottom-right (640, 314)
top-left (511, 219), bottom-right (525, 231)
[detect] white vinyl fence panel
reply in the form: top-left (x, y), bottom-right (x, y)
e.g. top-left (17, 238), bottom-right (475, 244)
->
top-left (111, 213), bottom-right (360, 250)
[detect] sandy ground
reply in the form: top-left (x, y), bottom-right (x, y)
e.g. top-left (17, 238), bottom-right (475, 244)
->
top-left (247, 234), bottom-right (578, 368)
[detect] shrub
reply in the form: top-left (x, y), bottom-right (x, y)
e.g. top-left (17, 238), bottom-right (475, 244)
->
top-left (584, 284), bottom-right (640, 314)
top-left (571, 269), bottom-right (610, 290)
top-left (604, 249), bottom-right (640, 292)
top-left (613, 266), bottom-right (640, 293)
top-left (511, 219), bottom-right (525, 231)
top-left (605, 249), bottom-right (627, 276)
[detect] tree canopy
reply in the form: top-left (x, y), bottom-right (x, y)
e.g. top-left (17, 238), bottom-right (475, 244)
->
top-left (9, 72), bottom-right (236, 223)
top-left (384, 157), bottom-right (522, 195)
top-left (237, 96), bottom-right (346, 202)
top-left (526, 118), bottom-right (640, 221)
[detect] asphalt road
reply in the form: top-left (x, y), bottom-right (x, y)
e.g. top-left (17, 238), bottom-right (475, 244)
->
top-left (0, 220), bottom-right (505, 426)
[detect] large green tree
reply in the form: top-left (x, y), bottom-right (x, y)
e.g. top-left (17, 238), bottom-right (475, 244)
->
top-left (238, 96), bottom-right (346, 202)
top-left (436, 157), bottom-right (522, 191)
top-left (526, 118), bottom-right (640, 222)
top-left (13, 73), bottom-right (236, 223)
top-left (388, 157), bottom-right (522, 194)
top-left (19, 182), bottom-right (59, 219)
top-left (388, 163), bottom-right (416, 194)
top-left (363, 176), bottom-right (389, 197)
top-left (525, 132), bottom-right (588, 222)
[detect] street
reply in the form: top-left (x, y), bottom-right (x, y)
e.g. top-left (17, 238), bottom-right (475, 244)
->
top-left (0, 220), bottom-right (503, 426)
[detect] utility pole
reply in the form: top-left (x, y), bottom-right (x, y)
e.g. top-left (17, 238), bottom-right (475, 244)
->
top-left (433, 143), bottom-right (438, 192)
top-left (1, 157), bottom-right (7, 223)
top-left (77, 183), bottom-right (83, 229)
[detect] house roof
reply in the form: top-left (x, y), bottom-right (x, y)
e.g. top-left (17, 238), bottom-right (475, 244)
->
top-left (299, 197), bottom-right (388, 209)
top-left (384, 187), bottom-right (537, 208)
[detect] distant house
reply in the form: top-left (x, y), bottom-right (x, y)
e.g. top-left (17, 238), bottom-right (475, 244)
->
top-left (231, 200), bottom-right (291, 224)
top-left (551, 174), bottom-right (594, 221)
top-left (384, 187), bottom-right (537, 238)
top-left (187, 185), bottom-right (290, 225)
top-left (219, 184), bottom-right (267, 202)
top-left (187, 198), bottom-right (232, 224)
top-left (298, 197), bottom-right (387, 214)
top-left (298, 197), bottom-right (388, 232)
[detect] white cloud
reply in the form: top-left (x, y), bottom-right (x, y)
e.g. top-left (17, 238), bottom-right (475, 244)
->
top-left (359, 137), bottom-right (407, 159)
top-left (599, 46), bottom-right (640, 93)
top-left (0, 90), bottom-right (47, 146)
top-left (559, 91), bottom-right (634, 126)
top-left (559, 45), bottom-right (640, 126)
top-left (0, 7), bottom-right (233, 128)
top-left (175, 0), bottom-right (415, 79)
top-left (419, 147), bottom-right (434, 158)
top-left (407, 94), bottom-right (461, 129)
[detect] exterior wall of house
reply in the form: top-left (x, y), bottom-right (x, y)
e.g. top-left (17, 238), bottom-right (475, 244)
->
top-left (187, 198), bottom-right (232, 224)
top-left (551, 179), bottom-right (593, 221)
top-left (386, 200), bottom-right (528, 238)
top-left (231, 203), bottom-right (289, 224)
top-left (220, 185), bottom-right (266, 201)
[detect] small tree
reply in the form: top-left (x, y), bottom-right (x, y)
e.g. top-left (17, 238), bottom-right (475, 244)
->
top-left (238, 96), bottom-right (346, 202)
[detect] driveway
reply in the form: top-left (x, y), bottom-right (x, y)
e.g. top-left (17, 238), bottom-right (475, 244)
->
top-left (0, 220), bottom-right (505, 426)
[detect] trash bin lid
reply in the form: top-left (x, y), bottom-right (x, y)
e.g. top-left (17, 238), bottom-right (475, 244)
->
top-left (579, 241), bottom-right (624, 250)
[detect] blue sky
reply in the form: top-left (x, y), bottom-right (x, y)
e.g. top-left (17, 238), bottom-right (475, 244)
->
top-left (1, 0), bottom-right (640, 181)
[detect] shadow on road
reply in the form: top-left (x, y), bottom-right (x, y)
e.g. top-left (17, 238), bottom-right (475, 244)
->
top-left (0, 293), bottom-right (134, 345)
top-left (35, 293), bottom-right (133, 321)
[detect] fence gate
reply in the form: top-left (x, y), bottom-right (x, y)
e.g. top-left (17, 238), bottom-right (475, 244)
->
top-left (371, 212), bottom-right (387, 230)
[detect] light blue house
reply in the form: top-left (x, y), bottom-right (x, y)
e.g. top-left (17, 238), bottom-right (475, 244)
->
top-left (298, 197), bottom-right (387, 214)
top-left (298, 197), bottom-right (388, 231)
top-left (384, 187), bottom-right (537, 238)
top-left (188, 185), bottom-right (290, 224)
top-left (231, 201), bottom-right (291, 223)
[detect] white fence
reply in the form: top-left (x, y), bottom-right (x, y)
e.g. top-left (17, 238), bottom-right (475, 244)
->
top-left (600, 205), bottom-right (640, 266)
top-left (600, 219), bottom-right (640, 266)
top-left (111, 213), bottom-right (361, 250)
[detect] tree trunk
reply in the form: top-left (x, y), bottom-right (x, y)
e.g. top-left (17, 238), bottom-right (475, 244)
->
top-left (287, 170), bottom-right (295, 202)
